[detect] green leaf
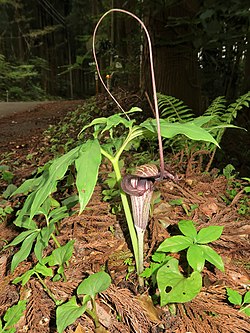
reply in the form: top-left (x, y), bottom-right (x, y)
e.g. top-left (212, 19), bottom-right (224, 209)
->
top-left (178, 220), bottom-right (197, 239)
top-left (226, 288), bottom-right (242, 305)
top-left (152, 252), bottom-right (171, 263)
top-left (101, 114), bottom-right (133, 133)
top-left (75, 139), bottom-right (102, 214)
top-left (3, 300), bottom-right (27, 329)
top-left (11, 175), bottom-right (43, 196)
top-left (11, 231), bottom-right (40, 272)
top-left (30, 146), bottom-right (81, 220)
top-left (77, 271), bottom-right (111, 298)
top-left (48, 240), bottom-right (75, 267)
top-left (157, 235), bottom-right (193, 253)
top-left (200, 245), bottom-right (224, 271)
top-left (34, 224), bottom-right (55, 262)
top-left (141, 118), bottom-right (219, 146)
top-left (157, 258), bottom-right (202, 305)
top-left (243, 291), bottom-right (250, 304)
top-left (197, 226), bottom-right (223, 244)
top-left (187, 244), bottom-right (205, 272)
top-left (56, 296), bottom-right (88, 333)
top-left (12, 269), bottom-right (34, 286)
top-left (34, 262), bottom-right (53, 277)
top-left (4, 229), bottom-right (38, 248)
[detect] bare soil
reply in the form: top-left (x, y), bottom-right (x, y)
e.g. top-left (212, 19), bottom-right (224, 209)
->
top-left (0, 100), bottom-right (249, 333)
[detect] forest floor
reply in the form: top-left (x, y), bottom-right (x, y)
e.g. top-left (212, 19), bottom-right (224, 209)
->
top-left (0, 98), bottom-right (249, 333)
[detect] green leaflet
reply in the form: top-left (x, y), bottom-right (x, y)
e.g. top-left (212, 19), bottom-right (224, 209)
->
top-left (197, 225), bottom-right (224, 244)
top-left (75, 139), bottom-right (102, 214)
top-left (178, 220), bottom-right (197, 239)
top-left (141, 118), bottom-right (219, 146)
top-left (11, 231), bottom-right (40, 272)
top-left (157, 235), bottom-right (193, 253)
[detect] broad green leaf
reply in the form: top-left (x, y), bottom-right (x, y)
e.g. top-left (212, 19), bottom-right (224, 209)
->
top-left (243, 291), bottom-right (250, 304)
top-left (81, 117), bottom-right (107, 133)
top-left (48, 240), bottom-right (75, 266)
top-left (191, 115), bottom-right (215, 126)
top-left (34, 224), bottom-right (55, 262)
top-left (226, 288), bottom-right (242, 305)
top-left (14, 192), bottom-right (37, 229)
top-left (2, 184), bottom-right (17, 198)
top-left (11, 231), bottom-right (39, 272)
top-left (56, 296), bottom-right (88, 333)
top-left (75, 139), bottom-right (101, 214)
top-left (3, 300), bottom-right (27, 329)
top-left (141, 118), bottom-right (219, 146)
top-left (101, 114), bottom-right (134, 133)
top-left (34, 262), bottom-right (53, 277)
top-left (30, 146), bottom-right (81, 220)
top-left (197, 226), bottom-right (223, 244)
top-left (11, 175), bottom-right (43, 196)
top-left (200, 245), bottom-right (224, 271)
top-left (157, 258), bottom-right (202, 305)
top-left (4, 229), bottom-right (38, 248)
top-left (157, 235), bottom-right (193, 253)
top-left (178, 220), bottom-right (197, 239)
top-left (12, 269), bottom-right (34, 286)
top-left (77, 271), bottom-right (111, 298)
top-left (187, 244), bottom-right (205, 272)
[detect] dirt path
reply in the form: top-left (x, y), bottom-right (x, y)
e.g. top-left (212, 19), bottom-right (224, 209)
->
top-left (0, 100), bottom-right (84, 149)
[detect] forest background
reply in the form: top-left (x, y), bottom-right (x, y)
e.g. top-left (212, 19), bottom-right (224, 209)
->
top-left (0, 0), bottom-right (249, 174)
top-left (0, 0), bottom-right (249, 109)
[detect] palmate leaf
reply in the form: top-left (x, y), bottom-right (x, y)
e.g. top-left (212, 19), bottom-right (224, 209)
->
top-left (75, 139), bottom-right (102, 214)
top-left (226, 288), bottom-right (242, 305)
top-left (141, 118), bottom-right (219, 146)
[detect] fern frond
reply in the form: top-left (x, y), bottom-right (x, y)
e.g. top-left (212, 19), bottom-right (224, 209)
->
top-left (222, 91), bottom-right (250, 124)
top-left (204, 96), bottom-right (226, 118)
top-left (157, 93), bottom-right (194, 122)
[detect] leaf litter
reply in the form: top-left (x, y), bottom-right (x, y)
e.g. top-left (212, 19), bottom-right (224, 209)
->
top-left (0, 96), bottom-right (249, 332)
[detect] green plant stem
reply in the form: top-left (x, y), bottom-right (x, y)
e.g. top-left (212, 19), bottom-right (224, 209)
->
top-left (100, 146), bottom-right (140, 276)
top-left (86, 298), bottom-right (100, 328)
top-left (35, 272), bottom-right (62, 305)
top-left (239, 303), bottom-right (250, 313)
top-left (51, 233), bottom-right (61, 248)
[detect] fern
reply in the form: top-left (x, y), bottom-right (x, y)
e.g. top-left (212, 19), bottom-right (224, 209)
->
top-left (156, 92), bottom-right (249, 155)
top-left (157, 93), bottom-right (194, 122)
top-left (204, 96), bottom-right (227, 118)
top-left (204, 92), bottom-right (250, 146)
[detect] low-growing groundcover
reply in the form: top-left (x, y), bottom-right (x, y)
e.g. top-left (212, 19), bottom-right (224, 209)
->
top-left (0, 95), bottom-right (249, 333)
